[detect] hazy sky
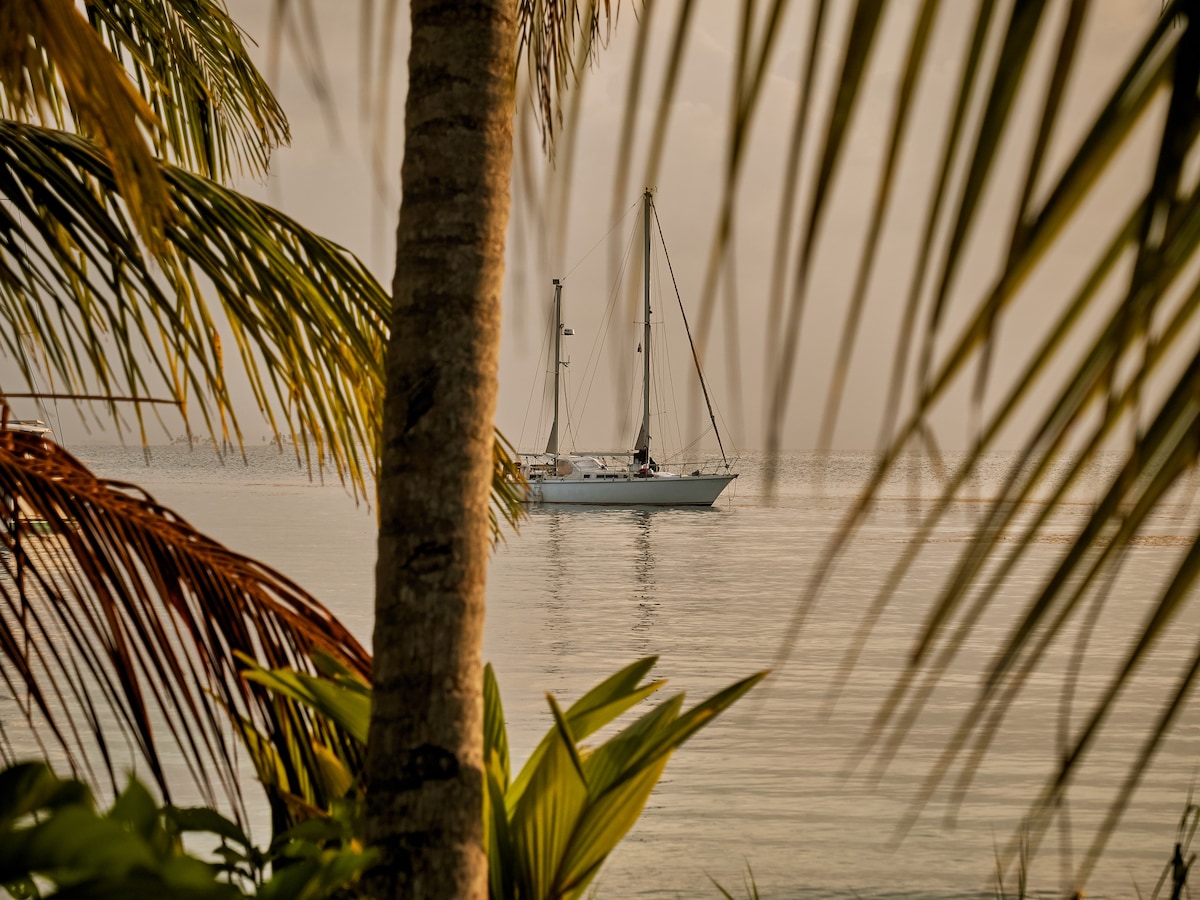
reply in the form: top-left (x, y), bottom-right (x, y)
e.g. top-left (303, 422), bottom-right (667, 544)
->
top-left (229, 0), bottom-right (1168, 456)
top-left (4, 1), bottom-right (1169, 453)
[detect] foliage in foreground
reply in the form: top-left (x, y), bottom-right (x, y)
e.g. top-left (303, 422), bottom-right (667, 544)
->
top-left (237, 654), bottom-right (766, 900)
top-left (0, 761), bottom-right (373, 899)
top-left (0, 426), bottom-right (371, 822)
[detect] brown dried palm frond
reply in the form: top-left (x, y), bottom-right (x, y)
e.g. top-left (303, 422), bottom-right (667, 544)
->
top-left (0, 422), bottom-right (368, 820)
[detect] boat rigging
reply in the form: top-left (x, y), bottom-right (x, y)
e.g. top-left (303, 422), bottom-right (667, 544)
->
top-left (518, 189), bottom-right (737, 506)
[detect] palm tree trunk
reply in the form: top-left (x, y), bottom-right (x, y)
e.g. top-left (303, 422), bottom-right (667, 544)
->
top-left (366, 2), bottom-right (517, 897)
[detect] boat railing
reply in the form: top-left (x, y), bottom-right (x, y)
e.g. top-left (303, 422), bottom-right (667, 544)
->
top-left (655, 458), bottom-right (736, 477)
top-left (516, 451), bottom-right (735, 480)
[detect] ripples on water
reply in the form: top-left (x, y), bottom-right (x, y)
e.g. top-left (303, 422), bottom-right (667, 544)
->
top-left (59, 445), bottom-right (1200, 898)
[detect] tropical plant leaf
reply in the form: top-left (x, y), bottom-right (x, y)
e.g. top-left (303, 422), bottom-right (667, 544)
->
top-left (241, 657), bottom-right (371, 746)
top-left (238, 653), bottom-right (762, 900)
top-left (0, 427), bottom-right (370, 819)
top-left (767, 0), bottom-right (1200, 890)
top-left (483, 663), bottom-right (511, 791)
top-left (506, 710), bottom-right (587, 898)
top-left (544, 669), bottom-right (765, 899)
top-left (0, 761), bottom-right (372, 898)
top-left (0, 0), bottom-right (173, 245)
top-left (0, 760), bottom-right (91, 829)
top-left (504, 656), bottom-right (664, 807)
top-left (164, 805), bottom-right (253, 851)
top-left (0, 122), bottom-right (386, 493)
top-left (80, 0), bottom-right (291, 181)
top-left (485, 758), bottom-right (516, 900)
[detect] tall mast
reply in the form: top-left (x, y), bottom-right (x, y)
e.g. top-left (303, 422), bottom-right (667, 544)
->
top-left (546, 278), bottom-right (563, 456)
top-left (641, 188), bottom-right (652, 462)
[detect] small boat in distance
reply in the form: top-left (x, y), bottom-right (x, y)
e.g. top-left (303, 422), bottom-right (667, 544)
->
top-left (5, 419), bottom-right (53, 438)
top-left (518, 189), bottom-right (737, 506)
top-left (1, 417), bottom-right (56, 534)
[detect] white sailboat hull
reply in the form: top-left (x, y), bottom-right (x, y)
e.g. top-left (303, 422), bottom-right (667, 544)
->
top-left (5, 420), bottom-right (52, 437)
top-left (527, 472), bottom-right (736, 506)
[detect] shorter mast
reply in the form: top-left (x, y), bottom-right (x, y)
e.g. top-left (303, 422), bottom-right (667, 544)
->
top-left (546, 279), bottom-right (564, 456)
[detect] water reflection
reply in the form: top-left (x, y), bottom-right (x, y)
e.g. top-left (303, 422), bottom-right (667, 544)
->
top-left (541, 510), bottom-right (573, 681)
top-left (629, 509), bottom-right (658, 655)
top-left (526, 504), bottom-right (681, 663)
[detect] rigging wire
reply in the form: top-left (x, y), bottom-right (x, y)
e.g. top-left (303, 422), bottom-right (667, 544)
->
top-left (652, 204), bottom-right (733, 468)
top-left (570, 222), bottom-right (639, 444)
top-left (561, 196), bottom-right (642, 282)
top-left (518, 287), bottom-right (556, 452)
top-left (652, 241), bottom-right (684, 459)
top-left (520, 201), bottom-right (642, 455)
top-left (17, 332), bottom-right (63, 442)
top-left (649, 251), bottom-right (722, 468)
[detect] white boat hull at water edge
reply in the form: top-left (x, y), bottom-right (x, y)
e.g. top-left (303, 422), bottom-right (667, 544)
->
top-left (520, 454), bottom-right (737, 506)
top-left (530, 475), bottom-right (736, 506)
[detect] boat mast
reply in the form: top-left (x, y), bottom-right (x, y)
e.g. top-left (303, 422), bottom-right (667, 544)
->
top-left (641, 188), bottom-right (652, 462)
top-left (546, 278), bottom-right (564, 456)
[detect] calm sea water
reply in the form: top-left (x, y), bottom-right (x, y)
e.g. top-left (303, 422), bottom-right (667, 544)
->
top-left (66, 444), bottom-right (1200, 899)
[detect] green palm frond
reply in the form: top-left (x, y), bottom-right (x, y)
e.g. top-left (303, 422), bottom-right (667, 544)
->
top-left (1, 0), bottom-right (290, 240)
top-left (492, 431), bottom-right (527, 540)
top-left (0, 120), bottom-right (522, 532)
top-left (0, 0), bottom-right (173, 244)
top-left (753, 0), bottom-right (1200, 888)
top-left (0, 122), bottom-right (386, 492)
top-left (81, 0), bottom-right (291, 181)
top-left (0, 426), bottom-right (370, 819)
top-left (517, 0), bottom-right (612, 151)
top-left (236, 654), bottom-right (763, 900)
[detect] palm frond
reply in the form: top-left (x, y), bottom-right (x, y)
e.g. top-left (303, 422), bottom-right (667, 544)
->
top-left (516, 0), bottom-right (613, 153)
top-left (0, 122), bottom-right (386, 493)
top-left (766, 0), bottom-right (888, 463)
top-left (2, 0), bottom-right (289, 185)
top-left (0, 426), bottom-right (370, 819)
top-left (815, 0), bottom-right (941, 452)
top-left (758, 0), bottom-right (1200, 889)
top-left (0, 0), bottom-right (172, 245)
top-left (81, 0), bottom-right (291, 181)
top-left (492, 431), bottom-right (527, 540)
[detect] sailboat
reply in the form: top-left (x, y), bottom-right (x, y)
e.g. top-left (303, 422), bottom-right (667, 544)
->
top-left (4, 419), bottom-right (52, 437)
top-left (4, 335), bottom-right (56, 440)
top-left (1, 416), bottom-right (56, 534)
top-left (519, 189), bottom-right (737, 506)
